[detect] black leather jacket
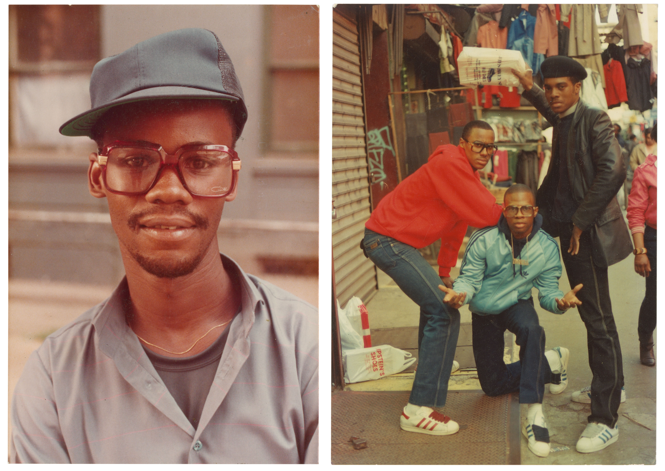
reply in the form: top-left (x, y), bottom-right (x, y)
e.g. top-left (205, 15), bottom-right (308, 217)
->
top-left (523, 85), bottom-right (633, 267)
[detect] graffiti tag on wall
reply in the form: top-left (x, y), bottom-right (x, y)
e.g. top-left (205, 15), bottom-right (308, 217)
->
top-left (367, 126), bottom-right (394, 190)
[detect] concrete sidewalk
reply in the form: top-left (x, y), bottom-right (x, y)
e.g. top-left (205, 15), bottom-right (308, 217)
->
top-left (353, 254), bottom-right (656, 465)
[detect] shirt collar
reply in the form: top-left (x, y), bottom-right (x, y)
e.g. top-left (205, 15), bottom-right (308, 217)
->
top-left (558, 100), bottom-right (578, 119)
top-left (92, 254), bottom-right (262, 359)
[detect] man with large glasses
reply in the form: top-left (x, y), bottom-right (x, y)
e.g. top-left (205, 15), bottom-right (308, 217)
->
top-left (362, 120), bottom-right (503, 436)
top-left (10, 29), bottom-right (318, 464)
top-left (512, 56), bottom-right (632, 453)
top-left (440, 184), bottom-right (582, 458)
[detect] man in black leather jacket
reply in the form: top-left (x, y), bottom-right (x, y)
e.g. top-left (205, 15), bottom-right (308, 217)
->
top-left (513, 56), bottom-right (632, 455)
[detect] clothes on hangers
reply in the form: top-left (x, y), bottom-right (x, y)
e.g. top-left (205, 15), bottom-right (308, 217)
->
top-left (534, 4), bottom-right (558, 57)
top-left (580, 67), bottom-right (608, 110)
top-left (604, 59), bottom-right (628, 108)
top-left (567, 5), bottom-right (607, 57)
top-left (572, 54), bottom-right (605, 88)
top-left (465, 11), bottom-right (495, 46)
top-left (625, 57), bottom-right (654, 112)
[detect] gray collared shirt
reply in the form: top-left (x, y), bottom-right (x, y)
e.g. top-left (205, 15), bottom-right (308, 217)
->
top-left (10, 255), bottom-right (319, 463)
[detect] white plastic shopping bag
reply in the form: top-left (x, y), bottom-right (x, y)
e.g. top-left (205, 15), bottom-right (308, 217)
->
top-left (340, 296), bottom-right (372, 348)
top-left (337, 300), bottom-right (364, 351)
top-left (343, 345), bottom-right (417, 383)
top-left (457, 47), bottom-right (527, 88)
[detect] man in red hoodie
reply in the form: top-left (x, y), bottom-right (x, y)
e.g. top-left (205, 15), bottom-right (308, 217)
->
top-left (362, 120), bottom-right (503, 435)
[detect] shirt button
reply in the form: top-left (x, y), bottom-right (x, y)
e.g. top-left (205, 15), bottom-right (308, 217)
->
top-left (193, 440), bottom-right (203, 452)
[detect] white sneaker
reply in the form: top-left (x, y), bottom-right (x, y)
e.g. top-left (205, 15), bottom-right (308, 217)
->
top-left (522, 406), bottom-right (550, 457)
top-left (571, 386), bottom-right (626, 404)
top-left (400, 405), bottom-right (460, 436)
top-left (576, 422), bottom-right (619, 453)
top-left (546, 347), bottom-right (569, 395)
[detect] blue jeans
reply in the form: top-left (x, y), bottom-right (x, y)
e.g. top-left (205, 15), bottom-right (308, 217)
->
top-left (472, 299), bottom-right (555, 404)
top-left (638, 226), bottom-right (657, 343)
top-left (363, 229), bottom-right (460, 407)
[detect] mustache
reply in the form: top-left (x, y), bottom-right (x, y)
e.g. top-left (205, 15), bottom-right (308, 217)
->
top-left (127, 207), bottom-right (209, 230)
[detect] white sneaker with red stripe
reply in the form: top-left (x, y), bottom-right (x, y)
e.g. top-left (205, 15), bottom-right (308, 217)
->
top-left (400, 405), bottom-right (460, 436)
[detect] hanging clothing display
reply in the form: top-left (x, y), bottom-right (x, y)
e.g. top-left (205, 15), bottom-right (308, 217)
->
top-left (516, 149), bottom-right (539, 196)
top-left (451, 34), bottom-right (464, 70)
top-left (464, 12), bottom-right (495, 47)
top-left (439, 28), bottom-right (456, 74)
top-left (507, 9), bottom-right (545, 76)
top-left (500, 4), bottom-right (522, 29)
top-left (602, 43), bottom-right (628, 81)
top-left (534, 4), bottom-right (558, 57)
top-left (511, 36), bottom-right (545, 79)
top-left (477, 20), bottom-right (508, 49)
top-left (566, 5), bottom-right (608, 57)
top-left (607, 4), bottom-right (644, 48)
top-left (499, 87), bottom-right (521, 108)
top-left (572, 54), bottom-right (605, 88)
top-left (493, 149), bottom-right (509, 178)
top-left (557, 22), bottom-right (570, 57)
top-left (507, 10), bottom-right (536, 50)
top-left (580, 68), bottom-right (608, 110)
top-left (603, 59), bottom-right (628, 108)
top-left (625, 57), bottom-right (654, 112)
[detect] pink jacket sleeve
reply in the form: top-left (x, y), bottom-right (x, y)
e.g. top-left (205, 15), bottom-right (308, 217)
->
top-left (627, 166), bottom-right (650, 233)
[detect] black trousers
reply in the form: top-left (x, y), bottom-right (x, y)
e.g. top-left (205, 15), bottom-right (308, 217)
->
top-left (472, 299), bottom-right (555, 404)
top-left (558, 222), bottom-right (624, 427)
top-left (638, 226), bottom-right (657, 343)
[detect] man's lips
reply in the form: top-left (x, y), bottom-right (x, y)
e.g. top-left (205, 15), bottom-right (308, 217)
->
top-left (138, 216), bottom-right (196, 230)
top-left (127, 210), bottom-right (209, 232)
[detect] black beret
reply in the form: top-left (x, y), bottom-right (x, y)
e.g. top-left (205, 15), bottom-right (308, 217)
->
top-left (540, 56), bottom-right (587, 81)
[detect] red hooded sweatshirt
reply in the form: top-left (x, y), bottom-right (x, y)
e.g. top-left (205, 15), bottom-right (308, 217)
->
top-left (366, 144), bottom-right (503, 277)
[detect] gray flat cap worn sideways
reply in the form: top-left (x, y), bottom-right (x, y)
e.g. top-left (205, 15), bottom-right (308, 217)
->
top-left (59, 28), bottom-right (247, 138)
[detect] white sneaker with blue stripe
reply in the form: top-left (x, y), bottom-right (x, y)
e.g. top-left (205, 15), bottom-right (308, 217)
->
top-left (576, 422), bottom-right (619, 453)
top-left (546, 347), bottom-right (569, 395)
top-left (571, 386), bottom-right (626, 404)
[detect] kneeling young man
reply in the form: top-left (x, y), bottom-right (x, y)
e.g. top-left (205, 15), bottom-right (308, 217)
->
top-left (440, 184), bottom-right (582, 458)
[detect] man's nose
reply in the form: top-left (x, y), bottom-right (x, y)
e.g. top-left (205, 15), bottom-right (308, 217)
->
top-left (145, 165), bottom-right (193, 204)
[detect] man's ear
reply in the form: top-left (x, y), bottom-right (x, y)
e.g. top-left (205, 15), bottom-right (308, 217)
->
top-left (574, 81), bottom-right (582, 95)
top-left (533, 206), bottom-right (539, 217)
top-left (88, 153), bottom-right (106, 198)
top-left (225, 179), bottom-right (239, 202)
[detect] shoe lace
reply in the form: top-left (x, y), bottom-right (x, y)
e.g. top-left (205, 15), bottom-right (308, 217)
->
top-left (429, 409), bottom-right (450, 424)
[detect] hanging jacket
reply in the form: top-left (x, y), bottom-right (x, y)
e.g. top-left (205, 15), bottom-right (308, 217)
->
top-left (453, 214), bottom-right (566, 315)
top-left (567, 5), bottom-right (608, 57)
top-left (625, 57), bottom-right (654, 112)
top-left (507, 10), bottom-right (545, 75)
top-left (507, 9), bottom-right (536, 50)
top-left (603, 59), bottom-right (628, 108)
top-left (533, 4), bottom-right (558, 56)
top-left (580, 67), bottom-right (608, 110)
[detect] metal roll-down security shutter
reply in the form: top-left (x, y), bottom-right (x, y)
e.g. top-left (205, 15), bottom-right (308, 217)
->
top-left (332, 9), bottom-right (377, 307)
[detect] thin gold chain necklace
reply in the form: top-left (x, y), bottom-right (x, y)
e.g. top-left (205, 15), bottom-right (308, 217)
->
top-left (135, 318), bottom-right (233, 356)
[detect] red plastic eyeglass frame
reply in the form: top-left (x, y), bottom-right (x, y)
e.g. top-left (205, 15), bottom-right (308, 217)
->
top-left (96, 140), bottom-right (241, 198)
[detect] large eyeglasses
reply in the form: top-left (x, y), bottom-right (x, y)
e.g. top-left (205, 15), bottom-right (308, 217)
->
top-left (462, 138), bottom-right (497, 155)
top-left (96, 141), bottom-right (241, 197)
top-left (504, 205), bottom-right (536, 217)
